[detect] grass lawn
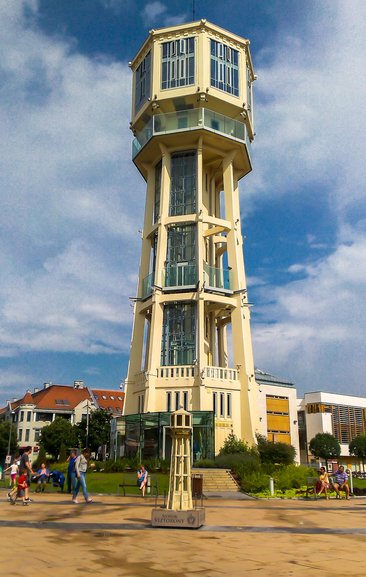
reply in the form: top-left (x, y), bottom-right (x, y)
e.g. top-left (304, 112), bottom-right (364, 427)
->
top-left (1, 471), bottom-right (170, 496)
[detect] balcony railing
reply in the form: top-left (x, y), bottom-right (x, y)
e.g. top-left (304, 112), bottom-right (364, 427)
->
top-left (202, 366), bottom-right (238, 381)
top-left (156, 365), bottom-right (238, 381)
top-left (204, 263), bottom-right (232, 291)
top-left (132, 108), bottom-right (251, 160)
top-left (141, 272), bottom-right (154, 299)
top-left (163, 263), bottom-right (197, 288)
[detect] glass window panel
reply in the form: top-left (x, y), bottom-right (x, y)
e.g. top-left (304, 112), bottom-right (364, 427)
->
top-left (169, 151), bottom-right (196, 216)
top-left (135, 51), bottom-right (151, 113)
top-left (161, 37), bottom-right (195, 90)
top-left (210, 40), bottom-right (239, 97)
top-left (161, 303), bottom-right (196, 366)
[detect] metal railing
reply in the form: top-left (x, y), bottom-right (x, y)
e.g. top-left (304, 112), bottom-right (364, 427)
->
top-left (204, 263), bottom-right (232, 291)
top-left (132, 108), bottom-right (251, 160)
top-left (163, 263), bottom-right (197, 288)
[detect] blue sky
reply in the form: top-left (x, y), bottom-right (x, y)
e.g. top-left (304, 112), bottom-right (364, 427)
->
top-left (1, 0), bottom-right (366, 405)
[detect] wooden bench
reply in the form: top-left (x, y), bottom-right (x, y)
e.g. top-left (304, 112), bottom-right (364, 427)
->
top-left (117, 475), bottom-right (159, 499)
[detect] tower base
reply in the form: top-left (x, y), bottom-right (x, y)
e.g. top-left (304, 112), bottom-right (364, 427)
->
top-left (151, 507), bottom-right (205, 529)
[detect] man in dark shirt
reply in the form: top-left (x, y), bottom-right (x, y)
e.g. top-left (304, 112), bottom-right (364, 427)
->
top-left (19, 446), bottom-right (34, 502)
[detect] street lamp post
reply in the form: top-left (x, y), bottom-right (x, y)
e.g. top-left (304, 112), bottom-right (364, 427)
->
top-left (86, 400), bottom-right (90, 449)
top-left (6, 401), bottom-right (14, 464)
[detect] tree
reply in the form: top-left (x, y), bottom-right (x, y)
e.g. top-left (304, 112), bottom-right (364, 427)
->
top-left (349, 434), bottom-right (366, 471)
top-left (219, 433), bottom-right (254, 455)
top-left (0, 420), bottom-right (18, 463)
top-left (76, 409), bottom-right (112, 455)
top-left (40, 417), bottom-right (78, 460)
top-left (309, 432), bottom-right (341, 467)
top-left (256, 434), bottom-right (296, 465)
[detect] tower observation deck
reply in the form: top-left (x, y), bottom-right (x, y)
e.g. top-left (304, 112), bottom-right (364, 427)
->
top-left (123, 19), bottom-right (259, 456)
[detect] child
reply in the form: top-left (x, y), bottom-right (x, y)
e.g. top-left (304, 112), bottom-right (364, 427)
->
top-left (10, 473), bottom-right (29, 506)
top-left (5, 460), bottom-right (19, 489)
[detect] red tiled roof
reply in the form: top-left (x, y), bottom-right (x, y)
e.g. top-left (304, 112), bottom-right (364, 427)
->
top-left (1, 384), bottom-right (125, 416)
top-left (91, 389), bottom-right (124, 416)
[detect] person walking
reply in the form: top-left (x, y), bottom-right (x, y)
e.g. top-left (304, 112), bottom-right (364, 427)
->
top-left (5, 459), bottom-right (19, 489)
top-left (9, 471), bottom-right (29, 506)
top-left (18, 446), bottom-right (34, 502)
top-left (72, 448), bottom-right (93, 504)
top-left (67, 450), bottom-right (77, 493)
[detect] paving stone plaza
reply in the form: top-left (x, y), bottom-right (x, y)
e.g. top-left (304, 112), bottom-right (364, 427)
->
top-left (1, 493), bottom-right (365, 576)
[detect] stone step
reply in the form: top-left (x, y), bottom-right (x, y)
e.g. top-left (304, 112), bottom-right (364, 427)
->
top-left (192, 468), bottom-right (240, 492)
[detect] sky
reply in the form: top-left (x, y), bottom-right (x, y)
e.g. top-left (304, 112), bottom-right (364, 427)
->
top-left (0, 0), bottom-right (366, 405)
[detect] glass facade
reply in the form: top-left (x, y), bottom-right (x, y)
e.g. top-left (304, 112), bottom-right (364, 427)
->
top-left (123, 411), bottom-right (215, 461)
top-left (161, 302), bottom-right (196, 365)
top-left (169, 151), bottom-right (196, 216)
top-left (135, 51), bottom-right (151, 113)
top-left (210, 40), bottom-right (239, 96)
top-left (162, 37), bottom-right (195, 90)
top-left (165, 224), bottom-right (196, 287)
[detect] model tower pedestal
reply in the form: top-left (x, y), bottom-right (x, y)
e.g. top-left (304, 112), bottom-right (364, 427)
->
top-left (152, 408), bottom-right (205, 528)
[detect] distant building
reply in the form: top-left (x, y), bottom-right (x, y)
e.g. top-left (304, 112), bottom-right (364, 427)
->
top-left (297, 391), bottom-right (366, 470)
top-left (110, 368), bottom-right (301, 462)
top-left (256, 369), bottom-right (300, 463)
top-left (0, 381), bottom-right (124, 460)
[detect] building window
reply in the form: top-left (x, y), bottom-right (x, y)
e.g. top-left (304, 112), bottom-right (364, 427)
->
top-left (175, 391), bottom-right (180, 411)
top-left (154, 160), bottom-right (162, 224)
top-left (220, 393), bottom-right (225, 417)
top-left (162, 37), bottom-right (195, 90)
top-left (210, 40), bottom-right (239, 96)
top-left (27, 411), bottom-right (32, 422)
top-left (34, 430), bottom-right (41, 443)
top-left (20, 411), bottom-right (24, 421)
top-left (227, 393), bottom-right (232, 418)
top-left (183, 391), bottom-right (188, 411)
top-left (18, 429), bottom-right (23, 441)
top-left (25, 429), bottom-right (30, 442)
top-left (161, 302), bottom-right (196, 366)
top-left (35, 412), bottom-right (52, 422)
top-left (169, 151), bottom-right (196, 216)
top-left (331, 404), bottom-right (365, 444)
top-left (135, 51), bottom-right (151, 112)
top-left (137, 395), bottom-right (144, 414)
top-left (166, 392), bottom-right (172, 412)
top-left (213, 392), bottom-right (217, 416)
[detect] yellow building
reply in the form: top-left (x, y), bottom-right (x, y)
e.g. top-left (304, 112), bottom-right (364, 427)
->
top-left (123, 19), bottom-right (259, 458)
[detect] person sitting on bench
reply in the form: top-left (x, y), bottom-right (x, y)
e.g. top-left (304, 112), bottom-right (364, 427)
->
top-left (333, 465), bottom-right (350, 499)
top-left (137, 464), bottom-right (148, 497)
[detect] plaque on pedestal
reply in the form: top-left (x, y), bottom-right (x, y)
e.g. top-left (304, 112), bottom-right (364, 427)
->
top-left (151, 507), bottom-right (205, 529)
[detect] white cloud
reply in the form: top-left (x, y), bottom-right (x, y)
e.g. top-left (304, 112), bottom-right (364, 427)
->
top-left (245, 1), bottom-right (366, 394)
top-left (142, 1), bottom-right (166, 23)
top-left (253, 234), bottom-right (366, 395)
top-left (0, 1), bottom-right (143, 362)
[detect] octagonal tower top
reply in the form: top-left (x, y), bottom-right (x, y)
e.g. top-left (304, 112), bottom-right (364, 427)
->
top-left (130, 19), bottom-right (256, 141)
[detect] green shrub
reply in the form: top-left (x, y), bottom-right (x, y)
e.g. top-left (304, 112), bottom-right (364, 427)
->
top-left (193, 459), bottom-right (216, 468)
top-left (256, 435), bottom-right (296, 465)
top-left (237, 469), bottom-right (270, 493)
top-left (219, 433), bottom-right (258, 456)
top-left (215, 452), bottom-right (260, 473)
top-left (274, 465), bottom-right (314, 491)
